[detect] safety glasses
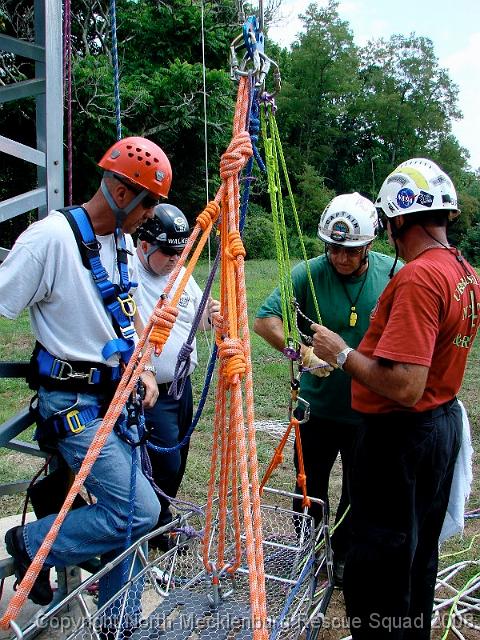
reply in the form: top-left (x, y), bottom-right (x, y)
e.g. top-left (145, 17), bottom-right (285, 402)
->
top-left (159, 246), bottom-right (184, 257)
top-left (327, 244), bottom-right (364, 257)
top-left (114, 175), bottom-right (160, 210)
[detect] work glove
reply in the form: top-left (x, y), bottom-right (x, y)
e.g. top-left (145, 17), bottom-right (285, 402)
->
top-left (301, 346), bottom-right (334, 378)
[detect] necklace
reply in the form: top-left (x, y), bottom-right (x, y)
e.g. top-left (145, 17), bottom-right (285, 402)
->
top-left (337, 268), bottom-right (369, 327)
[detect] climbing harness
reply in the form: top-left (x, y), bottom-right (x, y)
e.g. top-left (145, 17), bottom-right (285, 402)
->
top-left (61, 206), bottom-right (137, 364)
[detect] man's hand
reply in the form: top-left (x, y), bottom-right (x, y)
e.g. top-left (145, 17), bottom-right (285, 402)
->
top-left (301, 345), bottom-right (334, 377)
top-left (310, 323), bottom-right (348, 366)
top-left (207, 296), bottom-right (221, 321)
top-left (140, 371), bottom-right (159, 408)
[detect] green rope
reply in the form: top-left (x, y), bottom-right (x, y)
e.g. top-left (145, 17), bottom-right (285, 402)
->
top-left (261, 107), bottom-right (299, 345)
top-left (270, 112), bottom-right (322, 324)
top-left (440, 569), bottom-right (480, 640)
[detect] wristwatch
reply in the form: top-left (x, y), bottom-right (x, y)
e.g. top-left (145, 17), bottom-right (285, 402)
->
top-left (143, 364), bottom-right (157, 375)
top-left (336, 347), bottom-right (354, 370)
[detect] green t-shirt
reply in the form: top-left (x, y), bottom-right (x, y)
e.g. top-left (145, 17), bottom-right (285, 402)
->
top-left (256, 252), bottom-right (400, 424)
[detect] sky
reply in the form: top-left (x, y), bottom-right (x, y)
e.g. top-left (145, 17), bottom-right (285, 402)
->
top-left (267, 0), bottom-right (480, 170)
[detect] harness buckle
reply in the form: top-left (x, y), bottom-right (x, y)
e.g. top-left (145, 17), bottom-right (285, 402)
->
top-left (50, 359), bottom-right (73, 381)
top-left (65, 410), bottom-right (85, 434)
top-left (117, 294), bottom-right (137, 317)
top-left (50, 358), bottom-right (99, 383)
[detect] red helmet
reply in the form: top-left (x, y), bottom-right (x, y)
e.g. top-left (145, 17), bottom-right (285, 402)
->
top-left (98, 136), bottom-right (172, 198)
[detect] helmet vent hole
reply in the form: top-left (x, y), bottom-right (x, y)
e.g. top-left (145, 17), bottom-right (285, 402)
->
top-left (137, 155), bottom-right (143, 162)
top-left (145, 151), bottom-right (151, 157)
top-left (128, 152), bottom-right (134, 158)
top-left (154, 157), bottom-right (159, 163)
top-left (146, 161), bottom-right (151, 166)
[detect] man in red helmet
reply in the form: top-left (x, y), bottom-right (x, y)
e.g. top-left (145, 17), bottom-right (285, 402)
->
top-left (0, 137), bottom-right (170, 633)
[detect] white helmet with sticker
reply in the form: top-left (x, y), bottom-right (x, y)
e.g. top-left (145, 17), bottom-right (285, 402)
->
top-left (317, 193), bottom-right (378, 248)
top-left (376, 158), bottom-right (458, 218)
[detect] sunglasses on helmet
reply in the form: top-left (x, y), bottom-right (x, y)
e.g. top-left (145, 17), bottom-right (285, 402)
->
top-left (114, 175), bottom-right (160, 210)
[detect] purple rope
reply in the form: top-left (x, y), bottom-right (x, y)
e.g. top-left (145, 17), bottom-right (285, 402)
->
top-left (169, 248), bottom-right (221, 400)
top-left (140, 444), bottom-right (204, 516)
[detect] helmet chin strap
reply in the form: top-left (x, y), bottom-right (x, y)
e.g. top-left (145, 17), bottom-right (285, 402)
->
top-left (100, 178), bottom-right (147, 229)
top-left (140, 243), bottom-right (161, 275)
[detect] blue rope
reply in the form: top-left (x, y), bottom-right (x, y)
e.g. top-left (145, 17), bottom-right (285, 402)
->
top-left (147, 342), bottom-right (218, 455)
top-left (269, 553), bottom-right (316, 640)
top-left (109, 0), bottom-right (122, 139)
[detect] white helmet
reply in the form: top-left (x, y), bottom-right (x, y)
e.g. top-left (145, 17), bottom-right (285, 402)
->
top-left (376, 158), bottom-right (458, 218)
top-left (317, 193), bottom-right (378, 247)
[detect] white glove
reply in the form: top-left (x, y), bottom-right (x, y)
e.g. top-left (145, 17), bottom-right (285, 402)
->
top-left (302, 346), bottom-right (334, 378)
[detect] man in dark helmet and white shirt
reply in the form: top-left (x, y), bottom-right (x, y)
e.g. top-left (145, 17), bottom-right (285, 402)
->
top-left (135, 204), bottom-right (219, 549)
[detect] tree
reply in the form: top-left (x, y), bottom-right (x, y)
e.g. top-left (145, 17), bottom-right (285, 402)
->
top-left (276, 1), bottom-right (360, 182)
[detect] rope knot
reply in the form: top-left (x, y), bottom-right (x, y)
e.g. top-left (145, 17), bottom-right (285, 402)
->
top-left (217, 338), bottom-right (246, 386)
top-left (150, 305), bottom-right (179, 355)
top-left (227, 231), bottom-right (246, 261)
top-left (219, 132), bottom-right (253, 181)
top-left (196, 201), bottom-right (220, 231)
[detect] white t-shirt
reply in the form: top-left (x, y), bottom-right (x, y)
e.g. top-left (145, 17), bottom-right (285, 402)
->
top-left (134, 254), bottom-right (203, 384)
top-left (0, 210), bottom-right (137, 366)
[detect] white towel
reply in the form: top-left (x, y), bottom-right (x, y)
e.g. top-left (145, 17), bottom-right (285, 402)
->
top-left (439, 399), bottom-right (473, 544)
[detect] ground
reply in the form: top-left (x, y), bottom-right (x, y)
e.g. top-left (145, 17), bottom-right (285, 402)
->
top-left (0, 258), bottom-right (478, 639)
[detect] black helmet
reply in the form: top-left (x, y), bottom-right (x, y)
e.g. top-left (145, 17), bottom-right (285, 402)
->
top-left (138, 204), bottom-right (190, 250)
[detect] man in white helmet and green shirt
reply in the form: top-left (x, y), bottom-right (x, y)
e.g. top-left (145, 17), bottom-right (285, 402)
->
top-left (254, 193), bottom-right (400, 586)
top-left (311, 159), bottom-right (479, 638)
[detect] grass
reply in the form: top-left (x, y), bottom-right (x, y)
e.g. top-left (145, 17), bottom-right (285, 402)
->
top-left (0, 258), bottom-right (478, 637)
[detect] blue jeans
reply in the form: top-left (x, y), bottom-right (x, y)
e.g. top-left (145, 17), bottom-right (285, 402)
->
top-left (25, 387), bottom-right (160, 617)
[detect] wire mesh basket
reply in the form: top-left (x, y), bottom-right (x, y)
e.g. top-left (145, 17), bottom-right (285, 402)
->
top-left (15, 488), bottom-right (333, 640)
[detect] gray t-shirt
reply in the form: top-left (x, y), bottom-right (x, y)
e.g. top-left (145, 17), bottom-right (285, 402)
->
top-left (134, 255), bottom-right (203, 384)
top-left (0, 210), bottom-right (137, 366)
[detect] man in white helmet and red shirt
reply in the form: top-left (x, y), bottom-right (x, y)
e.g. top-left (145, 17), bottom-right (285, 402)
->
top-left (0, 137), bottom-right (169, 637)
top-left (311, 159), bottom-right (479, 638)
top-left (134, 204), bottom-right (219, 550)
top-left (254, 192), bottom-right (400, 586)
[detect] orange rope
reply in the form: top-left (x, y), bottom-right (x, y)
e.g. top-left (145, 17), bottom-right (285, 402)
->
top-left (0, 200), bottom-right (219, 630)
top-left (201, 77), bottom-right (268, 639)
top-left (0, 80), bottom-right (268, 639)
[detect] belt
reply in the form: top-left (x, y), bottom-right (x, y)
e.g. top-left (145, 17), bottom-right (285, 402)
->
top-left (157, 381), bottom-right (173, 394)
top-left (36, 348), bottom-right (121, 392)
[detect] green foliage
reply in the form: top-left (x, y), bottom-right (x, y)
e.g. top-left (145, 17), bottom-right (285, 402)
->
top-left (372, 233), bottom-right (395, 257)
top-left (294, 164), bottom-right (336, 235)
top-left (288, 234), bottom-right (322, 259)
top-left (460, 225), bottom-right (480, 266)
top-left (242, 202), bottom-right (276, 260)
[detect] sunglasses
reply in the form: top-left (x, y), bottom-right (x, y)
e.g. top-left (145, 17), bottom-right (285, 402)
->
top-left (327, 244), bottom-right (365, 256)
top-left (114, 175), bottom-right (159, 210)
top-left (159, 246), bottom-right (184, 257)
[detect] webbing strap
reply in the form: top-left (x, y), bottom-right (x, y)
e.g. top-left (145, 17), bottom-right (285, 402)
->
top-left (61, 206), bottom-right (135, 363)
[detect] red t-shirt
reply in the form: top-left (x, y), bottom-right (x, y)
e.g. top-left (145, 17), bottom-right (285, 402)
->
top-left (352, 248), bottom-right (479, 413)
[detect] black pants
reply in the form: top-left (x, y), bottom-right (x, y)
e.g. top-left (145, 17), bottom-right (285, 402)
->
top-left (144, 377), bottom-right (193, 529)
top-left (344, 399), bottom-right (462, 640)
top-left (293, 413), bottom-right (356, 561)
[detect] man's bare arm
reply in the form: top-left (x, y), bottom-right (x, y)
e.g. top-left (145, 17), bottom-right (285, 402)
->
top-left (311, 323), bottom-right (429, 407)
top-left (253, 316), bottom-right (287, 352)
